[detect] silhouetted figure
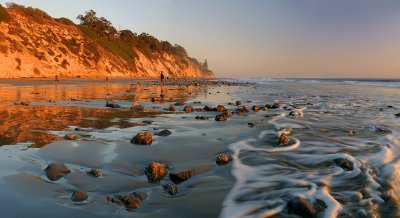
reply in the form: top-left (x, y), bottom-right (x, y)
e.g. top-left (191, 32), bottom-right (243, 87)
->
top-left (160, 71), bottom-right (165, 85)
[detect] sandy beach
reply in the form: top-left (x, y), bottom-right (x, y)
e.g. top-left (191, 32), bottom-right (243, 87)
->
top-left (0, 78), bottom-right (399, 217)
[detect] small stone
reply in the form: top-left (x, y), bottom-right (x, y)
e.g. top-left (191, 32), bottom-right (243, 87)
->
top-left (333, 158), bottom-right (353, 171)
top-left (87, 169), bottom-right (102, 178)
top-left (183, 106), bottom-right (194, 113)
top-left (216, 105), bottom-right (225, 112)
top-left (289, 109), bottom-right (304, 117)
top-left (278, 134), bottom-right (289, 145)
top-left (122, 196), bottom-right (140, 209)
top-left (248, 122), bottom-right (256, 127)
top-left (45, 163), bottom-right (71, 181)
top-left (287, 196), bottom-right (316, 218)
top-left (252, 105), bottom-right (260, 112)
top-left (151, 97), bottom-right (156, 102)
top-left (195, 116), bottom-right (209, 120)
top-left (235, 101), bottom-right (242, 106)
top-left (163, 183), bottom-right (178, 196)
top-left (216, 154), bottom-right (232, 165)
top-left (64, 134), bottom-right (79, 140)
top-left (347, 130), bottom-right (354, 136)
top-left (272, 103), bottom-right (281, 109)
top-left (395, 113), bottom-right (400, 118)
top-left (215, 114), bottom-right (227, 121)
top-left (71, 191), bottom-right (88, 202)
top-left (169, 169), bottom-right (194, 183)
top-left (155, 129), bottom-right (172, 137)
top-left (129, 192), bottom-right (148, 201)
top-left (203, 105), bottom-right (214, 111)
top-left (142, 120), bottom-right (153, 125)
top-left (144, 162), bottom-right (167, 182)
top-left (222, 110), bottom-right (233, 117)
top-left (130, 131), bottom-right (152, 145)
top-left (106, 101), bottom-right (121, 108)
top-left (168, 105), bottom-right (176, 111)
top-left (132, 102), bottom-right (144, 112)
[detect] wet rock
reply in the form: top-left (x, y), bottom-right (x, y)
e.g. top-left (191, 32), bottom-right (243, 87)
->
top-left (252, 105), bottom-right (260, 112)
top-left (106, 101), bottom-right (121, 108)
top-left (333, 158), bottom-right (353, 171)
top-left (248, 122), bottom-right (256, 127)
top-left (45, 163), bottom-right (71, 181)
top-left (107, 194), bottom-right (141, 209)
top-left (215, 114), bottom-right (228, 121)
top-left (132, 103), bottom-right (144, 112)
top-left (375, 127), bottom-right (390, 134)
top-left (277, 134), bottom-right (289, 145)
top-left (289, 109), bottom-right (304, 117)
top-left (87, 169), bottom-right (102, 178)
top-left (216, 105), bottom-right (226, 112)
top-left (151, 97), bottom-right (156, 102)
top-left (287, 196), bottom-right (316, 218)
top-left (183, 106), bottom-right (194, 113)
top-left (64, 134), bottom-right (79, 140)
top-left (129, 192), bottom-right (148, 201)
top-left (168, 105), bottom-right (176, 111)
top-left (163, 183), bottom-right (178, 196)
top-left (155, 129), bottom-right (172, 137)
top-left (222, 110), bottom-right (233, 117)
top-left (235, 101), bottom-right (242, 106)
top-left (395, 113), bottom-right (400, 118)
top-left (142, 120), bottom-right (153, 125)
top-left (216, 154), bottom-right (232, 165)
top-left (268, 103), bottom-right (281, 109)
top-left (130, 131), bottom-right (152, 145)
top-left (169, 169), bottom-right (193, 183)
top-left (203, 105), bottom-right (214, 111)
top-left (71, 191), bottom-right (88, 202)
top-left (15, 101), bottom-right (30, 106)
top-left (237, 106), bottom-right (249, 116)
top-left (195, 116), bottom-right (209, 120)
top-left (144, 162), bottom-right (167, 182)
top-left (347, 130), bottom-right (355, 136)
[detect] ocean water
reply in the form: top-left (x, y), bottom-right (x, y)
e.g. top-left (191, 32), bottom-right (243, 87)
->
top-left (221, 79), bottom-right (400, 217)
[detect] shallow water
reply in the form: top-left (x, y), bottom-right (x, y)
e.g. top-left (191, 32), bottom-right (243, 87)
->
top-left (0, 79), bottom-right (399, 217)
top-left (222, 81), bottom-right (400, 218)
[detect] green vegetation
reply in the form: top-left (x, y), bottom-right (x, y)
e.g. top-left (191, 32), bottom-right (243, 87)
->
top-left (79, 25), bottom-right (138, 68)
top-left (0, 4), bottom-right (11, 22)
top-left (77, 10), bottom-right (210, 71)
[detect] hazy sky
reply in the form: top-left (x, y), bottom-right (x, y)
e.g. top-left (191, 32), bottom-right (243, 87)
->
top-left (1, 0), bottom-right (400, 78)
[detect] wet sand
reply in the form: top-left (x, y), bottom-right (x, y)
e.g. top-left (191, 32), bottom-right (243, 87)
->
top-left (0, 79), bottom-right (241, 218)
top-left (1, 78), bottom-right (399, 217)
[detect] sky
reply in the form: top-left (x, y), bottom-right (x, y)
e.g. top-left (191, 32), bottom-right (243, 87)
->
top-left (1, 0), bottom-right (400, 78)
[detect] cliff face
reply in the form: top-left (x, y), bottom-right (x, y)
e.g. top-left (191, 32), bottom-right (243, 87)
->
top-left (0, 5), bottom-right (213, 79)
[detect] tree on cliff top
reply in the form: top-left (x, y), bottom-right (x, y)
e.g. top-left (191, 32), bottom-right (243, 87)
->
top-left (77, 10), bottom-right (118, 39)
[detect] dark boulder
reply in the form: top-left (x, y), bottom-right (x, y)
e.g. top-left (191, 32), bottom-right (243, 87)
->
top-left (106, 101), bottom-right (121, 108)
top-left (71, 191), bottom-right (88, 202)
top-left (45, 163), bottom-right (71, 181)
top-left (183, 106), bottom-right (194, 113)
top-left (169, 169), bottom-right (193, 183)
top-left (216, 105), bottom-right (226, 112)
top-left (129, 192), bottom-right (148, 201)
top-left (252, 105), bottom-right (260, 112)
top-left (222, 110), bottom-right (233, 117)
top-left (195, 116), bottom-right (209, 120)
top-left (216, 154), bottom-right (232, 165)
top-left (215, 114), bottom-right (228, 121)
top-left (235, 101), bottom-right (242, 106)
top-left (87, 169), bottom-right (102, 178)
top-left (130, 131), bottom-right (152, 145)
top-left (144, 162), bottom-right (167, 182)
top-left (155, 129), bottom-right (172, 137)
top-left (163, 183), bottom-right (178, 196)
top-left (277, 134), bottom-right (289, 145)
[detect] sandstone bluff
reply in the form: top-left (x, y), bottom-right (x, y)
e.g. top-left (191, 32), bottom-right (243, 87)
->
top-left (0, 3), bottom-right (213, 79)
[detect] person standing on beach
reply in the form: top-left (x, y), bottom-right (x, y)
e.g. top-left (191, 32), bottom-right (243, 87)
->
top-left (160, 71), bottom-right (165, 85)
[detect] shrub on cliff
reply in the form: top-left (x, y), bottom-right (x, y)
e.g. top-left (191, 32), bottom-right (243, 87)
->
top-left (0, 4), bottom-right (11, 22)
top-left (6, 3), bottom-right (51, 23)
